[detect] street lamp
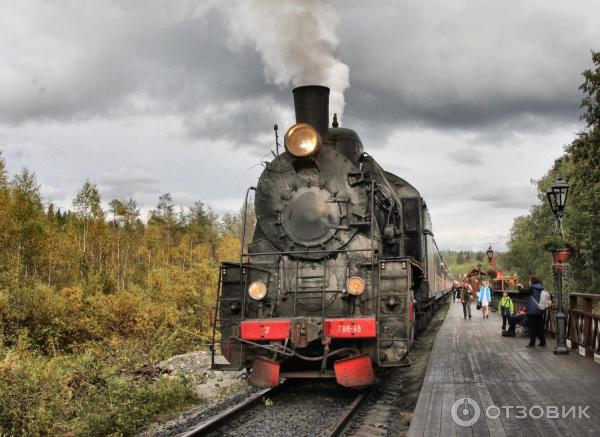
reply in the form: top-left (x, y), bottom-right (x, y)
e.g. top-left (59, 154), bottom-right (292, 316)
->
top-left (477, 262), bottom-right (482, 286)
top-left (546, 176), bottom-right (569, 237)
top-left (486, 246), bottom-right (494, 263)
top-left (546, 175), bottom-right (570, 355)
top-left (486, 245), bottom-right (497, 271)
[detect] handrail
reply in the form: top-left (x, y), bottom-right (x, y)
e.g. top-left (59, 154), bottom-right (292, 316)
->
top-left (568, 292), bottom-right (600, 299)
top-left (568, 293), bottom-right (600, 358)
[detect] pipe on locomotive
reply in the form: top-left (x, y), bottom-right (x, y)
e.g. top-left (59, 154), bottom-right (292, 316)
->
top-left (292, 85), bottom-right (330, 137)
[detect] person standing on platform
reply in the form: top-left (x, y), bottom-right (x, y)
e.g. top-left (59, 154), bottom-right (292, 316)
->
top-left (453, 281), bottom-right (461, 303)
top-left (499, 291), bottom-right (515, 332)
top-left (478, 280), bottom-right (491, 319)
top-left (517, 276), bottom-right (546, 347)
top-left (460, 281), bottom-right (473, 319)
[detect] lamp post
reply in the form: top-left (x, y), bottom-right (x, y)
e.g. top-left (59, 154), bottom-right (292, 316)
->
top-left (486, 245), bottom-right (495, 305)
top-left (477, 262), bottom-right (482, 287)
top-left (486, 245), bottom-right (496, 271)
top-left (546, 176), bottom-right (569, 355)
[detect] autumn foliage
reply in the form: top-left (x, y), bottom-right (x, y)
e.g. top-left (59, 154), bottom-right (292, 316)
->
top-left (0, 155), bottom-right (252, 435)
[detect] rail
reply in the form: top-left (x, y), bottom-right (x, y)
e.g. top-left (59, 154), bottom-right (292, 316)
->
top-left (568, 292), bottom-right (600, 358)
top-left (178, 386), bottom-right (276, 436)
top-left (324, 390), bottom-right (371, 437)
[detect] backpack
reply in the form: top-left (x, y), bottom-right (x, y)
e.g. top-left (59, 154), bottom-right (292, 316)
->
top-left (532, 288), bottom-right (550, 311)
top-left (537, 289), bottom-right (552, 310)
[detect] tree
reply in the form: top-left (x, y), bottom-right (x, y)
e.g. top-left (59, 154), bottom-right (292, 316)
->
top-left (72, 181), bottom-right (105, 280)
top-left (73, 181), bottom-right (102, 255)
top-left (8, 168), bottom-right (46, 280)
top-left (108, 198), bottom-right (142, 290)
top-left (504, 50), bottom-right (600, 292)
top-left (563, 131), bottom-right (600, 289)
top-left (0, 152), bottom-right (10, 275)
top-left (0, 151), bottom-right (8, 188)
top-left (149, 193), bottom-right (175, 225)
top-left (580, 50), bottom-right (600, 129)
top-left (562, 52), bottom-right (600, 290)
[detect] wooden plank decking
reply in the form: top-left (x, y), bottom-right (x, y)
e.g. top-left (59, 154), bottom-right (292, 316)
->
top-left (408, 299), bottom-right (600, 437)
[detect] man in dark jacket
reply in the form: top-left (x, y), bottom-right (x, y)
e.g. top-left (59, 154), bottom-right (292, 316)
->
top-left (460, 281), bottom-right (473, 319)
top-left (517, 276), bottom-right (546, 347)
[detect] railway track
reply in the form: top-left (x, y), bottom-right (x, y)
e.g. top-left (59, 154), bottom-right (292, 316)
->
top-left (326, 367), bottom-right (407, 436)
top-left (324, 389), bottom-right (371, 436)
top-left (178, 386), bottom-right (277, 436)
top-left (177, 379), bottom-right (359, 436)
top-left (177, 369), bottom-right (404, 437)
top-left (172, 303), bottom-right (450, 437)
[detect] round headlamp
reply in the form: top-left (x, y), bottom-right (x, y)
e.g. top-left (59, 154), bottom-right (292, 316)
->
top-left (248, 281), bottom-right (267, 300)
top-left (346, 277), bottom-right (366, 296)
top-left (284, 123), bottom-right (320, 157)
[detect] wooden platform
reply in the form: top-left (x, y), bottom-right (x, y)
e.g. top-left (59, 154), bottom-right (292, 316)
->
top-left (408, 299), bottom-right (600, 437)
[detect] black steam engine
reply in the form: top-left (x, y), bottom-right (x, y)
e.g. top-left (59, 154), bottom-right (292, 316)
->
top-left (211, 86), bottom-right (452, 388)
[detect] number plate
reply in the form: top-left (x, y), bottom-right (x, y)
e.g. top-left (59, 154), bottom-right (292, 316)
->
top-left (240, 320), bottom-right (291, 341)
top-left (324, 318), bottom-right (377, 338)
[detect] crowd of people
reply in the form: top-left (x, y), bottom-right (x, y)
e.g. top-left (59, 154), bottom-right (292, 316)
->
top-left (451, 275), bottom-right (552, 348)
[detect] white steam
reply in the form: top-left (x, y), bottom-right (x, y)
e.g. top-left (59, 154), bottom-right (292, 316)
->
top-left (218, 0), bottom-right (350, 120)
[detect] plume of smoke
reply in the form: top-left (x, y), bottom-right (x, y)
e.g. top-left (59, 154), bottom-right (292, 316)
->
top-left (218, 0), bottom-right (350, 120)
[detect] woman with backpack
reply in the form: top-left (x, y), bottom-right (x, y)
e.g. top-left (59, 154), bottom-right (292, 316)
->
top-left (517, 275), bottom-right (548, 347)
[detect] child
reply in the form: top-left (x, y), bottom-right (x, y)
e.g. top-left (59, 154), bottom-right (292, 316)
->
top-left (499, 292), bottom-right (515, 332)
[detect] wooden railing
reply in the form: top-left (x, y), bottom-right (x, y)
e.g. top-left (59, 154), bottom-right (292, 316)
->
top-left (568, 293), bottom-right (600, 358)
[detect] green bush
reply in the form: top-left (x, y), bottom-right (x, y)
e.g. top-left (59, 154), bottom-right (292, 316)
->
top-left (0, 337), bottom-right (200, 436)
top-left (0, 280), bottom-right (211, 435)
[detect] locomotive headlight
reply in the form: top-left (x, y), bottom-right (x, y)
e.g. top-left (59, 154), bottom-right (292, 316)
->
top-left (248, 281), bottom-right (267, 300)
top-left (284, 123), bottom-right (320, 157)
top-left (346, 277), bottom-right (366, 296)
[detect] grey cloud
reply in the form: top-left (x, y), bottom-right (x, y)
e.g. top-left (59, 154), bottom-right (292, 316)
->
top-left (183, 95), bottom-right (294, 152)
top-left (40, 184), bottom-right (69, 204)
top-left (0, 0), bottom-right (594, 252)
top-left (335, 0), bottom-right (596, 142)
top-left (0, 4), bottom-right (282, 133)
top-left (3, 0), bottom-right (597, 148)
top-left (471, 187), bottom-right (537, 209)
top-left (99, 168), bottom-right (161, 199)
top-left (447, 148), bottom-right (484, 166)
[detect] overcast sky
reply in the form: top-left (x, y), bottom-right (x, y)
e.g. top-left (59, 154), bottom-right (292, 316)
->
top-left (1, 0), bottom-right (598, 251)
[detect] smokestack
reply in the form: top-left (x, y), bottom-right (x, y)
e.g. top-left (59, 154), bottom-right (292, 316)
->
top-left (292, 85), bottom-right (330, 138)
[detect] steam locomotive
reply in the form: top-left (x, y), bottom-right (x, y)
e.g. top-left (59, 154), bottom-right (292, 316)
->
top-left (210, 86), bottom-right (453, 388)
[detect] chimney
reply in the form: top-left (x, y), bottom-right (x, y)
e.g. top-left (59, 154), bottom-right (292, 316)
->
top-left (292, 85), bottom-right (330, 138)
